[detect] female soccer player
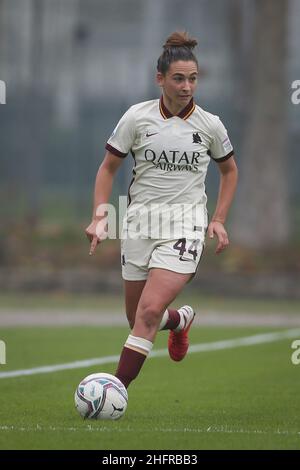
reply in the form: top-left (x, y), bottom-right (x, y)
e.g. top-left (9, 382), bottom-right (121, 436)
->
top-left (85, 31), bottom-right (238, 389)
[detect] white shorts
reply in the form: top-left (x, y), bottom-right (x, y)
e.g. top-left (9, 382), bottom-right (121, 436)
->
top-left (120, 236), bottom-right (204, 281)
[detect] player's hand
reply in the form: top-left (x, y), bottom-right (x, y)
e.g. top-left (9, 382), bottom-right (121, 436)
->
top-left (207, 221), bottom-right (229, 254)
top-left (85, 218), bottom-right (107, 255)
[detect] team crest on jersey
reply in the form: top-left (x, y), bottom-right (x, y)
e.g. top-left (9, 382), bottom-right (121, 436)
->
top-left (193, 132), bottom-right (202, 144)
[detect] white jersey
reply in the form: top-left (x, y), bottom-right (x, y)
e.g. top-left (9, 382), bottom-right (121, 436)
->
top-left (106, 97), bottom-right (233, 239)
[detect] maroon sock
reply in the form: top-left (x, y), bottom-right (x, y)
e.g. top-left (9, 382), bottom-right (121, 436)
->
top-left (115, 347), bottom-right (147, 389)
top-left (161, 309), bottom-right (180, 331)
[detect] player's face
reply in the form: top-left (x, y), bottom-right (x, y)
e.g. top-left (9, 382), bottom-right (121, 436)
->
top-left (157, 60), bottom-right (198, 109)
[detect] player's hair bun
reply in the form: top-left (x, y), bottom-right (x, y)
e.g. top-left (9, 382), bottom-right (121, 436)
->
top-left (163, 31), bottom-right (198, 50)
top-left (157, 31), bottom-right (199, 74)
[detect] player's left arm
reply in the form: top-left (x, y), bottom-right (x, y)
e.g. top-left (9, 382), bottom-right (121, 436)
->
top-left (208, 155), bottom-right (238, 254)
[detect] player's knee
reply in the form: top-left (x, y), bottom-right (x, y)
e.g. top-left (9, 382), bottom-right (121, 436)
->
top-left (137, 303), bottom-right (163, 331)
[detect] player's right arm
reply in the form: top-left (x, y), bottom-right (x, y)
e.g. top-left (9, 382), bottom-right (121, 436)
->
top-left (87, 106), bottom-right (136, 254)
top-left (85, 151), bottom-right (124, 255)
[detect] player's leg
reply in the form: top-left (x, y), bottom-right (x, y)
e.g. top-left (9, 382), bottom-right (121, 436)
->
top-left (152, 237), bottom-right (203, 361)
top-left (124, 280), bottom-right (181, 332)
top-left (121, 237), bottom-right (150, 329)
top-left (124, 279), bottom-right (146, 329)
top-left (132, 268), bottom-right (192, 341)
top-left (124, 279), bottom-right (185, 332)
top-left (115, 268), bottom-right (192, 388)
top-left (121, 237), bottom-right (189, 333)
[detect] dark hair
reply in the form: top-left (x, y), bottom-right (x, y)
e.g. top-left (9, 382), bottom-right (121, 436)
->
top-left (157, 31), bottom-right (198, 75)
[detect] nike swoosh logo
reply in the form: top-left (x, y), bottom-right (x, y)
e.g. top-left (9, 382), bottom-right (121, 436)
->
top-left (146, 132), bottom-right (158, 137)
top-left (179, 256), bottom-right (191, 262)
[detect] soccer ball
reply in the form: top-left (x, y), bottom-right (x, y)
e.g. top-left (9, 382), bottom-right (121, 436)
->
top-left (74, 372), bottom-right (128, 420)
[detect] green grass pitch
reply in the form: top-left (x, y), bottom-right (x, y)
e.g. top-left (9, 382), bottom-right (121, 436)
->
top-left (0, 324), bottom-right (300, 450)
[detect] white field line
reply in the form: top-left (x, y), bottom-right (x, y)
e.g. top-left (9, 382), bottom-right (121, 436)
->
top-left (0, 424), bottom-right (299, 437)
top-left (0, 328), bottom-right (300, 380)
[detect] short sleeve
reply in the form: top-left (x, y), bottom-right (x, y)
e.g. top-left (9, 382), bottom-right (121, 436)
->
top-left (209, 118), bottom-right (234, 162)
top-left (105, 107), bottom-right (136, 158)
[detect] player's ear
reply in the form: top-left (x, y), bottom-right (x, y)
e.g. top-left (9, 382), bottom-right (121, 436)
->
top-left (156, 72), bottom-right (164, 87)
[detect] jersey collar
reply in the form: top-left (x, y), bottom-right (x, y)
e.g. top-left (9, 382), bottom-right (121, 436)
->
top-left (159, 96), bottom-right (195, 120)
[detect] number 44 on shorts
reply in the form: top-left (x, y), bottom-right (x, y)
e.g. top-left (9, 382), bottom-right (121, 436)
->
top-left (173, 238), bottom-right (201, 261)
